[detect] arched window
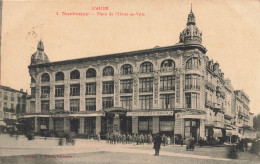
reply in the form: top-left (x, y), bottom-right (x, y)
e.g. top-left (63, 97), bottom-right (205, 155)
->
top-left (86, 68), bottom-right (96, 78)
top-left (70, 70), bottom-right (80, 80)
top-left (161, 59), bottom-right (175, 71)
top-left (121, 64), bottom-right (133, 75)
top-left (103, 66), bottom-right (114, 76)
top-left (186, 57), bottom-right (201, 69)
top-left (140, 62), bottom-right (153, 73)
top-left (55, 72), bottom-right (64, 81)
top-left (31, 77), bottom-right (36, 83)
top-left (41, 73), bottom-right (50, 82)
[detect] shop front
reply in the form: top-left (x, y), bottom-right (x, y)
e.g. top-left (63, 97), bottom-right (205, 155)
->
top-left (159, 116), bottom-right (174, 136)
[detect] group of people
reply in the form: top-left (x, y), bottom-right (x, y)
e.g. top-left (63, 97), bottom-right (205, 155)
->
top-left (106, 133), bottom-right (153, 145)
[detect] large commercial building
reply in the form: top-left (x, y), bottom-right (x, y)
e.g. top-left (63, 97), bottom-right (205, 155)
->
top-left (19, 8), bottom-right (254, 141)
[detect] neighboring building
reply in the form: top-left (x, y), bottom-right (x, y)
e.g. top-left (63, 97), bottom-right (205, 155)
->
top-left (19, 8), bottom-right (254, 141)
top-left (0, 85), bottom-right (27, 131)
top-left (234, 90), bottom-right (253, 138)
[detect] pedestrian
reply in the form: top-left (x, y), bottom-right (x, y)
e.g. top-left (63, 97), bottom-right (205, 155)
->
top-left (198, 137), bottom-right (203, 147)
top-left (97, 133), bottom-right (100, 141)
top-left (167, 136), bottom-right (171, 145)
top-left (153, 133), bottom-right (162, 156)
top-left (180, 138), bottom-right (183, 147)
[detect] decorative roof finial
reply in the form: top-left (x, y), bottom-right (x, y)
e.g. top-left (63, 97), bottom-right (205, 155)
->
top-left (191, 4), bottom-right (192, 13)
top-left (187, 5), bottom-right (196, 26)
top-left (37, 39), bottom-right (44, 51)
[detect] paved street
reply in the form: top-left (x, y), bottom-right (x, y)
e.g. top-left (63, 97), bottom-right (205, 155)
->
top-left (0, 134), bottom-right (259, 164)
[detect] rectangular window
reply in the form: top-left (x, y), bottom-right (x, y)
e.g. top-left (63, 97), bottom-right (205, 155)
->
top-left (139, 95), bottom-right (153, 110)
top-left (70, 84), bottom-right (80, 96)
top-left (55, 100), bottom-right (64, 110)
top-left (41, 86), bottom-right (50, 98)
top-left (185, 93), bottom-right (200, 109)
top-left (160, 76), bottom-right (175, 91)
top-left (4, 102), bottom-right (7, 108)
top-left (41, 100), bottom-right (50, 113)
top-left (0, 91), bottom-right (2, 98)
top-left (120, 96), bottom-right (132, 110)
top-left (102, 81), bottom-right (114, 94)
top-left (120, 80), bottom-right (133, 93)
top-left (55, 85), bottom-right (64, 97)
top-left (11, 103), bottom-right (14, 109)
top-left (11, 93), bottom-right (14, 101)
top-left (4, 92), bottom-right (8, 100)
top-left (31, 88), bottom-right (36, 98)
top-left (102, 97), bottom-right (114, 109)
top-left (86, 83), bottom-right (96, 95)
top-left (160, 94), bottom-right (175, 109)
top-left (70, 99), bottom-right (80, 111)
top-left (139, 78), bottom-right (153, 92)
top-left (86, 98), bottom-right (96, 111)
top-left (185, 75), bottom-right (200, 90)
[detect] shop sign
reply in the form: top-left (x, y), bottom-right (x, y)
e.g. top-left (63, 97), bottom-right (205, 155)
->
top-left (127, 111), bottom-right (173, 117)
top-left (179, 114), bottom-right (205, 119)
top-left (159, 121), bottom-right (174, 131)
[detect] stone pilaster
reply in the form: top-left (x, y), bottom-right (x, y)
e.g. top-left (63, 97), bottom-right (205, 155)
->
top-left (132, 73), bottom-right (139, 110)
top-left (152, 116), bottom-right (159, 134)
top-left (49, 73), bottom-right (55, 110)
top-left (49, 117), bottom-right (54, 130)
top-left (34, 117), bottom-right (39, 132)
top-left (64, 82), bottom-right (70, 111)
top-left (114, 74), bottom-right (120, 107)
top-left (80, 79), bottom-right (86, 111)
top-left (79, 117), bottom-right (84, 134)
top-left (113, 114), bottom-right (120, 133)
top-left (96, 117), bottom-right (101, 135)
top-left (35, 86), bottom-right (41, 113)
top-left (174, 113), bottom-right (182, 135)
top-left (153, 72), bottom-right (159, 109)
top-left (96, 75), bottom-right (102, 111)
top-left (132, 116), bottom-right (138, 134)
top-left (200, 119), bottom-right (205, 139)
top-left (64, 118), bottom-right (70, 132)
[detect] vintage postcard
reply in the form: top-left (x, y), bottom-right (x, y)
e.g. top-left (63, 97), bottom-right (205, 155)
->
top-left (0, 0), bottom-right (259, 163)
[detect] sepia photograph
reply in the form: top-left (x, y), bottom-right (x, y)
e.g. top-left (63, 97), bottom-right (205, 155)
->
top-left (0, 0), bottom-right (260, 163)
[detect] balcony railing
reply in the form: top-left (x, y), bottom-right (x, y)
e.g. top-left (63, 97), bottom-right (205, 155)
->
top-left (205, 100), bottom-right (213, 108)
top-left (205, 80), bottom-right (216, 91)
top-left (41, 93), bottom-right (50, 98)
top-left (213, 103), bottom-right (221, 110)
top-left (120, 88), bottom-right (133, 93)
top-left (238, 111), bottom-right (245, 118)
top-left (185, 85), bottom-right (200, 90)
top-left (3, 108), bottom-right (15, 113)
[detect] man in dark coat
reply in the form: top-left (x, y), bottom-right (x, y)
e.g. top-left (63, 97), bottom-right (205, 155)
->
top-left (153, 133), bottom-right (162, 156)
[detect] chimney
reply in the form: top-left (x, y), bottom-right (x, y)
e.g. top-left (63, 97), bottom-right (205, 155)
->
top-left (20, 89), bottom-right (23, 92)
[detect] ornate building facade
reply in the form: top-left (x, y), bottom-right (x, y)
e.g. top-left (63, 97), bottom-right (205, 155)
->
top-left (19, 8), bottom-right (254, 141)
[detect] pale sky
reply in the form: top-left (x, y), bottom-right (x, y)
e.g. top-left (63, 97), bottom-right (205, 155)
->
top-left (1, 0), bottom-right (260, 115)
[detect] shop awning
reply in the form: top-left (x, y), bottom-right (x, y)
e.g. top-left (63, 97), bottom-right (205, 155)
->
top-left (226, 130), bottom-right (232, 136)
top-left (179, 109), bottom-right (206, 119)
top-left (0, 121), bottom-right (6, 126)
top-left (213, 128), bottom-right (223, 137)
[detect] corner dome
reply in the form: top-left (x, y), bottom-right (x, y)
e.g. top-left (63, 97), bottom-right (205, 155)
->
top-left (30, 40), bottom-right (50, 65)
top-left (179, 7), bottom-right (202, 44)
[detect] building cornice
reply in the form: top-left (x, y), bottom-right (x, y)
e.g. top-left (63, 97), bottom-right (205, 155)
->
top-left (28, 44), bottom-right (207, 69)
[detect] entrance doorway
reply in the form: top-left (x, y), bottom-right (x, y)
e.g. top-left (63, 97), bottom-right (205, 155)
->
top-left (184, 119), bottom-right (200, 142)
top-left (120, 116), bottom-right (132, 134)
top-left (70, 118), bottom-right (79, 135)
